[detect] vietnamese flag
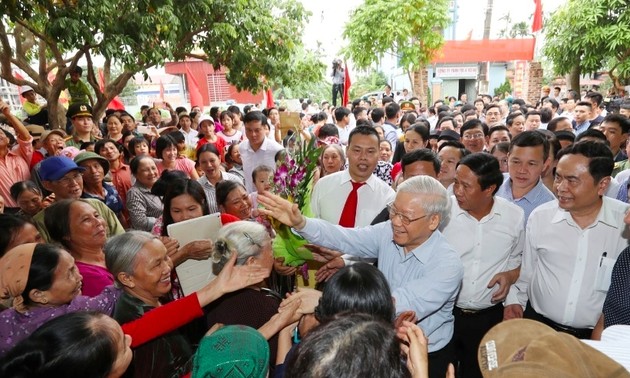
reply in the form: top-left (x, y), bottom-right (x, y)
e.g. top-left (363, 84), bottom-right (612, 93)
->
top-left (185, 66), bottom-right (204, 108)
top-left (532, 0), bottom-right (543, 33)
top-left (342, 62), bottom-right (351, 107)
top-left (98, 68), bottom-right (125, 110)
top-left (265, 87), bottom-right (275, 109)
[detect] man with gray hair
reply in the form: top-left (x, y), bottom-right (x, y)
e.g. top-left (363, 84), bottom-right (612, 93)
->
top-left (258, 176), bottom-right (464, 377)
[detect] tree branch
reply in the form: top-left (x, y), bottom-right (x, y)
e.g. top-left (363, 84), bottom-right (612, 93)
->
top-left (13, 18), bottom-right (64, 63)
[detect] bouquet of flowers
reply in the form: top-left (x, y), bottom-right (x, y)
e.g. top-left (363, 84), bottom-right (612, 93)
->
top-left (270, 131), bottom-right (321, 266)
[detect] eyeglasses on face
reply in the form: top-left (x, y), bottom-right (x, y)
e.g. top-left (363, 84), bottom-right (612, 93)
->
top-left (386, 203), bottom-right (428, 225)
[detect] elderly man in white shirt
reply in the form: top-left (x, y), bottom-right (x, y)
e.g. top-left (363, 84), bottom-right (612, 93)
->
top-left (441, 153), bottom-right (524, 378)
top-left (505, 141), bottom-right (630, 340)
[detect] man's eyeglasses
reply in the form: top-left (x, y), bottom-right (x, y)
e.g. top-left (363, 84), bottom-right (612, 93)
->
top-left (386, 203), bottom-right (428, 225)
top-left (463, 133), bottom-right (485, 140)
top-left (55, 172), bottom-right (83, 186)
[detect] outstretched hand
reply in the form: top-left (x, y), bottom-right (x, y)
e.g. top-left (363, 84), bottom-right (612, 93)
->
top-left (257, 192), bottom-right (306, 229)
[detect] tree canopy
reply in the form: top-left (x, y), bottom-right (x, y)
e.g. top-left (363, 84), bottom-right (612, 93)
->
top-left (343, 0), bottom-right (450, 71)
top-left (543, 0), bottom-right (630, 91)
top-left (0, 0), bottom-right (314, 127)
top-left (342, 0), bottom-right (450, 101)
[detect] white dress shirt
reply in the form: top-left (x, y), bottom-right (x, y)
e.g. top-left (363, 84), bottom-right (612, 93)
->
top-left (506, 197), bottom-right (630, 328)
top-left (442, 196), bottom-right (524, 310)
top-left (240, 137), bottom-right (284, 193)
top-left (309, 169), bottom-right (395, 227)
top-left (179, 128), bottom-right (199, 148)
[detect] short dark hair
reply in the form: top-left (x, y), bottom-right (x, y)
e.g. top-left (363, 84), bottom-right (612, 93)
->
top-left (554, 130), bottom-right (577, 143)
top-left (460, 119), bottom-right (488, 137)
top-left (227, 105), bottom-right (241, 117)
top-left (438, 141), bottom-right (470, 157)
top-left (491, 141), bottom-right (510, 155)
top-left (488, 125), bottom-right (511, 139)
top-left (315, 263), bottom-right (395, 323)
top-left (584, 91), bottom-right (603, 106)
top-left (576, 101), bottom-right (593, 110)
top-left (457, 153), bottom-right (504, 195)
top-left (196, 143), bottom-right (220, 162)
top-left (317, 123), bottom-right (339, 139)
top-left (485, 103), bottom-right (501, 114)
top-left (540, 108), bottom-right (553, 123)
top-left (543, 97), bottom-right (559, 110)
top-left (151, 169), bottom-right (189, 197)
top-left (602, 114), bottom-right (630, 134)
top-left (161, 179), bottom-right (209, 236)
top-left (45, 199), bottom-right (90, 250)
top-left (352, 106), bottom-right (367, 119)
top-left (9, 180), bottom-right (41, 202)
top-left (385, 102), bottom-right (400, 119)
top-left (525, 110), bottom-right (541, 120)
top-left (0, 311), bottom-right (117, 377)
top-left (506, 113), bottom-right (525, 126)
top-left (512, 98), bottom-right (526, 108)
top-left (509, 130), bottom-right (550, 161)
top-left (243, 110), bottom-right (267, 125)
top-left (216, 180), bottom-right (247, 208)
top-left (334, 107), bottom-right (351, 122)
top-left (155, 134), bottom-right (177, 159)
top-left (547, 117), bottom-right (570, 132)
top-left (0, 214), bottom-right (30, 257)
top-left (405, 123), bottom-right (430, 143)
top-left (285, 314), bottom-right (409, 378)
top-left (370, 108), bottom-right (385, 123)
top-left (348, 125), bottom-right (379, 146)
top-left (94, 139), bottom-right (124, 157)
top-left (576, 128), bottom-right (608, 144)
top-left (129, 154), bottom-right (153, 175)
top-left (556, 140), bottom-right (614, 182)
top-left (401, 149), bottom-right (441, 177)
top-left (128, 136), bottom-right (150, 156)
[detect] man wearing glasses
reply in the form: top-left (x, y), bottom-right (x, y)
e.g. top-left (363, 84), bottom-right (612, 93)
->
top-left (258, 176), bottom-right (463, 378)
top-left (460, 119), bottom-right (488, 153)
top-left (33, 156), bottom-right (124, 242)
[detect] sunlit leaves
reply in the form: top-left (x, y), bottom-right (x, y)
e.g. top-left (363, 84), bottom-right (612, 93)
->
top-left (543, 0), bottom-right (630, 83)
top-left (343, 0), bottom-right (450, 71)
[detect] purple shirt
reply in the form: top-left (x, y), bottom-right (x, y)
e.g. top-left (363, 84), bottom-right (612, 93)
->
top-left (0, 286), bottom-right (121, 356)
top-left (76, 261), bottom-right (114, 297)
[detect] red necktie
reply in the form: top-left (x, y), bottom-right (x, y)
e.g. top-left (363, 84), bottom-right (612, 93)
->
top-left (339, 181), bottom-right (366, 227)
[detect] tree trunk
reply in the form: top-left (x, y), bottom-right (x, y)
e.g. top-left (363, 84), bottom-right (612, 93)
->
top-left (46, 79), bottom-right (67, 130)
top-left (477, 0), bottom-right (494, 95)
top-left (412, 68), bottom-right (427, 107)
top-left (569, 64), bottom-right (581, 91)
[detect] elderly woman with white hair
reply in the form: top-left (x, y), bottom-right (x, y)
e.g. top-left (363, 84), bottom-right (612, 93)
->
top-left (105, 231), bottom-right (201, 378)
top-left (204, 220), bottom-right (280, 371)
top-left (258, 175), bottom-right (464, 378)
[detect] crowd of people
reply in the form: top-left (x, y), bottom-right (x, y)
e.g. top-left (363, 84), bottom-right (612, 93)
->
top-left (0, 83), bottom-right (630, 378)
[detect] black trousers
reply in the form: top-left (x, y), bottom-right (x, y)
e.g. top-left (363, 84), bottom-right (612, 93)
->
top-left (452, 303), bottom-right (504, 378)
top-left (332, 83), bottom-right (344, 107)
top-left (524, 301), bottom-right (593, 339)
top-left (428, 338), bottom-right (455, 378)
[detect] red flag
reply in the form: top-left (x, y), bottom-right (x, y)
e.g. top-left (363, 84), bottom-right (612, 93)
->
top-left (342, 62), bottom-right (351, 107)
top-left (265, 87), bottom-right (274, 109)
top-left (13, 71), bottom-right (26, 104)
top-left (532, 0), bottom-right (543, 33)
top-left (159, 80), bottom-right (165, 101)
top-left (98, 68), bottom-right (125, 110)
top-left (185, 66), bottom-right (204, 108)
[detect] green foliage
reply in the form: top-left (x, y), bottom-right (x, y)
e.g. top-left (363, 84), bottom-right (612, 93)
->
top-left (0, 0), bottom-right (310, 127)
top-left (493, 78), bottom-right (512, 98)
top-left (275, 48), bottom-right (327, 101)
top-left (543, 0), bottom-right (630, 84)
top-left (349, 70), bottom-right (388, 99)
top-left (343, 0), bottom-right (450, 71)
